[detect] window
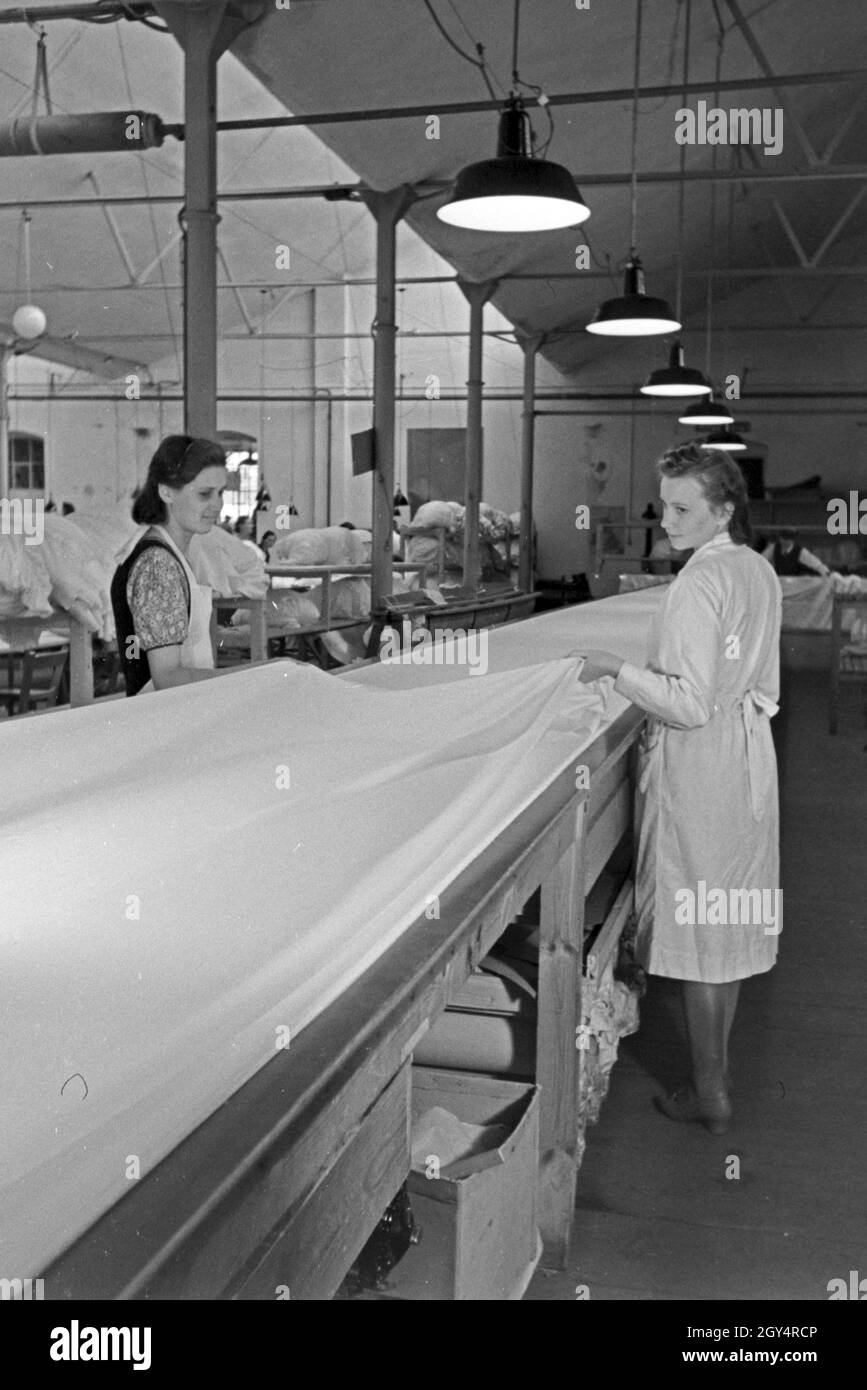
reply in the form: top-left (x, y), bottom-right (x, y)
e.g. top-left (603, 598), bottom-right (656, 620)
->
top-left (9, 433), bottom-right (45, 493)
top-left (222, 449), bottom-right (260, 526)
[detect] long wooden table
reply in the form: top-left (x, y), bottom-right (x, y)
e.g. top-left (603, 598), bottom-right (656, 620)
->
top-left (41, 703), bottom-right (642, 1299)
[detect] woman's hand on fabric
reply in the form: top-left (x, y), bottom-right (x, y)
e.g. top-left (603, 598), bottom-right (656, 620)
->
top-left (576, 649), bottom-right (624, 683)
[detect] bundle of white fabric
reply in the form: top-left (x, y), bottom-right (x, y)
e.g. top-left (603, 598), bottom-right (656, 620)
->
top-left (406, 500), bottom-right (520, 581)
top-left (68, 505), bottom-right (268, 603)
top-left (405, 501), bottom-right (465, 577)
top-left (0, 513), bottom-right (107, 634)
top-left (188, 525), bottom-right (267, 599)
top-left (270, 526), bottom-right (369, 567)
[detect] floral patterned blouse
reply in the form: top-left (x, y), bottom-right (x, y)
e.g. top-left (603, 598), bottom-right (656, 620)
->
top-left (126, 539), bottom-right (190, 651)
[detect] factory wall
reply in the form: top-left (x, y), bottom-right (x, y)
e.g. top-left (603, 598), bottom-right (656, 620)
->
top-left (5, 277), bottom-right (863, 586)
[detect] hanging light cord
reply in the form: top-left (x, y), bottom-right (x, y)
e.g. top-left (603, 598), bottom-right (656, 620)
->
top-left (511, 0), bottom-right (521, 89)
top-left (704, 15), bottom-right (726, 376)
top-left (628, 0), bottom-right (644, 258)
top-left (29, 21), bottom-right (52, 117)
top-left (20, 210), bottom-right (33, 301)
top-left (675, 0), bottom-right (691, 327)
top-left (421, 0), bottom-right (499, 102)
top-left (507, 0), bottom-right (554, 158)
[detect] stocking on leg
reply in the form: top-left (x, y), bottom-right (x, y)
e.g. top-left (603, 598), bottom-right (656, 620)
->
top-left (682, 981), bottom-right (734, 1123)
top-left (721, 980), bottom-right (741, 1093)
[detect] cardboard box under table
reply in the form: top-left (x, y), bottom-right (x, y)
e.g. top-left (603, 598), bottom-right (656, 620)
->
top-left (387, 1068), bottom-right (540, 1301)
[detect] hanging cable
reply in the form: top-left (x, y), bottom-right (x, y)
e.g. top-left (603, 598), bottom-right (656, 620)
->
top-left (511, 0), bottom-right (521, 89)
top-left (258, 291), bottom-right (268, 516)
top-left (115, 24), bottom-right (182, 385)
top-left (19, 209), bottom-right (32, 299)
top-left (29, 21), bottom-right (52, 117)
top-left (704, 26), bottom-right (725, 377)
top-left (628, 0), bottom-right (644, 259)
top-left (636, 0), bottom-right (687, 114)
top-left (421, 0), bottom-right (499, 102)
top-left (674, 0), bottom-right (691, 326)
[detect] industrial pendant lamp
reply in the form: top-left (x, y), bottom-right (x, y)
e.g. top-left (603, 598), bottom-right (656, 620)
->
top-left (437, 97), bottom-right (589, 232)
top-left (12, 210), bottom-right (47, 341)
top-left (586, 0), bottom-right (679, 336)
top-left (641, 341), bottom-right (711, 397)
top-left (678, 396), bottom-right (734, 426)
top-left (436, 2), bottom-right (589, 232)
top-left (640, 3), bottom-right (708, 391)
top-left (702, 427), bottom-right (746, 452)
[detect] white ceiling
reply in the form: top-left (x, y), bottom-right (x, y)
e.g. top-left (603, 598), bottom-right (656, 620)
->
top-left (0, 0), bottom-right (864, 387)
top-left (231, 0), bottom-right (867, 377)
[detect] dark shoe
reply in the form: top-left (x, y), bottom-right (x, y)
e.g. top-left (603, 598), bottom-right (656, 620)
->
top-left (654, 1086), bottom-right (732, 1135)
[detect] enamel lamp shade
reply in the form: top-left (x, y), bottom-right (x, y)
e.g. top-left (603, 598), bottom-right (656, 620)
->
top-left (586, 258), bottom-right (680, 337)
top-left (437, 100), bottom-right (590, 233)
top-left (701, 428), bottom-right (747, 451)
top-left (641, 341), bottom-right (712, 397)
top-left (679, 397), bottom-right (735, 426)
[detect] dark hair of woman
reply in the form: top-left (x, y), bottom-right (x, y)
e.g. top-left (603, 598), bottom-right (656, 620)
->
top-left (656, 442), bottom-right (752, 546)
top-left (132, 435), bottom-right (227, 525)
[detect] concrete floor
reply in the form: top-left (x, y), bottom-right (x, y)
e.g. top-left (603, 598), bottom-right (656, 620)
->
top-left (526, 668), bottom-right (867, 1301)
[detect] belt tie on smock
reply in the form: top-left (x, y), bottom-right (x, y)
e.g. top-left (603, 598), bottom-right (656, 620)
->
top-left (637, 690), bottom-right (777, 820)
top-left (737, 689), bottom-right (778, 821)
top-left (637, 717), bottom-right (664, 796)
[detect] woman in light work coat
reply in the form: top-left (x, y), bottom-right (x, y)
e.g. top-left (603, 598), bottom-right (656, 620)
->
top-left (578, 444), bottom-right (782, 1134)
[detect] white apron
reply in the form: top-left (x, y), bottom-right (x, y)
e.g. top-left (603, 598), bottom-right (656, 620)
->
top-left (613, 534), bottom-right (783, 983)
top-left (138, 526), bottom-right (214, 695)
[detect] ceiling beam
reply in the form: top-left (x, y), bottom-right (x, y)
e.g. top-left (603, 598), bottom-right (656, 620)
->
top-left (5, 268), bottom-right (867, 298)
top-left (55, 322), bottom-right (867, 342)
top-left (0, 3), bottom-right (156, 21)
top-left (7, 390), bottom-right (866, 407)
top-left (0, 164), bottom-right (865, 216)
top-left (809, 185), bottom-right (867, 268)
top-left (819, 88), bottom-right (867, 165)
top-left (201, 70), bottom-right (867, 137)
top-left (722, 0), bottom-right (818, 166)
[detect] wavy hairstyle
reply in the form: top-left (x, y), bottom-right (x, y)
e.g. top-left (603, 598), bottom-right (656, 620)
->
top-left (132, 435), bottom-right (227, 525)
top-left (655, 442), bottom-right (752, 545)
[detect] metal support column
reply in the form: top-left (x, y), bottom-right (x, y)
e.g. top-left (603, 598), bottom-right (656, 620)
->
top-left (516, 332), bottom-right (544, 594)
top-left (154, 2), bottom-right (259, 438)
top-left (359, 187), bottom-right (416, 614)
top-left (457, 279), bottom-right (496, 597)
top-left (0, 344), bottom-right (9, 499)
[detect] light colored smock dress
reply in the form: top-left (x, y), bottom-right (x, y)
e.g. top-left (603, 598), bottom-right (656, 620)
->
top-left (614, 532), bottom-right (783, 982)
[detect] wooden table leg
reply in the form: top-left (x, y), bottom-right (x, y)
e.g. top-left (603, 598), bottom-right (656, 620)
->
top-left (536, 799), bottom-right (586, 1268)
top-left (248, 597), bottom-right (267, 665)
top-left (69, 621), bottom-right (94, 707)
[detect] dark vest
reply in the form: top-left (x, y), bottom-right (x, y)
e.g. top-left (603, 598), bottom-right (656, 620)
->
top-left (110, 533), bottom-right (190, 696)
top-left (772, 540), bottom-right (805, 576)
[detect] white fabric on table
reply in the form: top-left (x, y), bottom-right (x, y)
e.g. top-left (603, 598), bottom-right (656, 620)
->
top-left (345, 586), bottom-right (664, 694)
top-left (0, 515), bottom-right (106, 633)
top-left (0, 509), bottom-right (267, 648)
top-left (269, 526), bottom-right (368, 566)
top-left (621, 570), bottom-right (867, 632)
top-left (0, 531), bottom-right (54, 619)
top-left (619, 573), bottom-right (673, 593)
top-left (188, 525), bottom-right (267, 599)
top-left (1, 655), bottom-right (612, 1277)
top-left (778, 573), bottom-right (867, 630)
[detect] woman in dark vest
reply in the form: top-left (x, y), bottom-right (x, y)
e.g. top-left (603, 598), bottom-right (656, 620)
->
top-left (111, 435), bottom-right (227, 695)
top-left (761, 528), bottom-right (830, 577)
